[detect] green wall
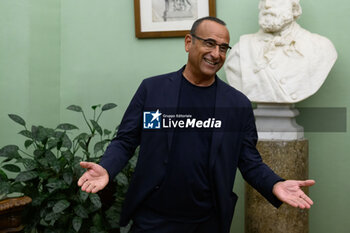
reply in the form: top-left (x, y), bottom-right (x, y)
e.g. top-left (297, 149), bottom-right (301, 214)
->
top-left (1, 0), bottom-right (349, 232)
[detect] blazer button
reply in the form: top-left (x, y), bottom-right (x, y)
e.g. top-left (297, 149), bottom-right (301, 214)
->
top-left (154, 185), bottom-right (160, 190)
top-left (164, 159), bottom-right (168, 164)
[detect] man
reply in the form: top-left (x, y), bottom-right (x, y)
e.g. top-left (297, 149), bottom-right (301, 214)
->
top-left (78, 17), bottom-right (315, 233)
top-left (224, 0), bottom-right (337, 103)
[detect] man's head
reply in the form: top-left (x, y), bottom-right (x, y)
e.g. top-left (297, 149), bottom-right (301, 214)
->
top-left (258, 0), bottom-right (302, 33)
top-left (184, 17), bottom-right (230, 83)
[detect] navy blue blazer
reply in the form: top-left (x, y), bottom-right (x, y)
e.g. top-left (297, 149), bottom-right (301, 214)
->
top-left (100, 66), bottom-right (283, 233)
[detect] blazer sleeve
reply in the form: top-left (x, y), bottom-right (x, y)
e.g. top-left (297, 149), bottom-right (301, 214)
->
top-left (238, 107), bottom-right (284, 208)
top-left (99, 80), bottom-right (147, 180)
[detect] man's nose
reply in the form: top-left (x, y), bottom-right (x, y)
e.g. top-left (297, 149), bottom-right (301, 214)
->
top-left (210, 45), bottom-right (221, 58)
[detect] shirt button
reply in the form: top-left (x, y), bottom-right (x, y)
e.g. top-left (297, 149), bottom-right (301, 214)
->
top-left (280, 78), bottom-right (286, 85)
top-left (291, 93), bottom-right (298, 100)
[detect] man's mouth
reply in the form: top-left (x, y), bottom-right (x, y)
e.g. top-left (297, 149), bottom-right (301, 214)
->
top-left (204, 58), bottom-right (218, 66)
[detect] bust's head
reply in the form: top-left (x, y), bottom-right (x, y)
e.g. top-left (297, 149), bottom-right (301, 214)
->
top-left (258, 0), bottom-right (302, 33)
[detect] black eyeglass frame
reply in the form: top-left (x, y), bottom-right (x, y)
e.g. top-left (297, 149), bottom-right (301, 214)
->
top-left (191, 34), bottom-right (232, 53)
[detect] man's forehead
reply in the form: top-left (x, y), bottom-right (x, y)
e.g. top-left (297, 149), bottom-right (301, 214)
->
top-left (196, 21), bottom-right (229, 37)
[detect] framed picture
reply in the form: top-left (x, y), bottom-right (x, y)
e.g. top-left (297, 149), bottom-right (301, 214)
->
top-left (134, 0), bottom-right (216, 38)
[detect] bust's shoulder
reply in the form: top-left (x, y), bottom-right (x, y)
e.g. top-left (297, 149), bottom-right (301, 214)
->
top-left (293, 24), bottom-right (334, 46)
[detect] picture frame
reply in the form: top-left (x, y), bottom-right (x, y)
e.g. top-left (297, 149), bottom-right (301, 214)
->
top-left (134, 0), bottom-right (216, 38)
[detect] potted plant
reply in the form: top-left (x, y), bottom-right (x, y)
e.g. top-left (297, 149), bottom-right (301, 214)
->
top-left (0, 104), bottom-right (137, 233)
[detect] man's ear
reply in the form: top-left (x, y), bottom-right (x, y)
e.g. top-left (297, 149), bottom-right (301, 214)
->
top-left (184, 34), bottom-right (192, 52)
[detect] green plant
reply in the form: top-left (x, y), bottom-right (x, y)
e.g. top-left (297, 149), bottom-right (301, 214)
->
top-left (0, 103), bottom-right (137, 233)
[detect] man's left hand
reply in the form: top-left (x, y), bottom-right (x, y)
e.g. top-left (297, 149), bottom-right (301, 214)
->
top-left (273, 180), bottom-right (316, 209)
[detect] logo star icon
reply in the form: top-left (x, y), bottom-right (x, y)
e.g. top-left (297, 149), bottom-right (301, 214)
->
top-left (151, 109), bottom-right (161, 122)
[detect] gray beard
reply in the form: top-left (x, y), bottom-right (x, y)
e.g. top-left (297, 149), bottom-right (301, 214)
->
top-left (259, 12), bottom-right (294, 33)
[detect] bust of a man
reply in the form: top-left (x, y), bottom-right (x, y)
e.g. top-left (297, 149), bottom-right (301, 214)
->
top-left (224, 0), bottom-right (337, 103)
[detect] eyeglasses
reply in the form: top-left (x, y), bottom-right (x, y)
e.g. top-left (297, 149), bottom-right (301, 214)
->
top-left (191, 34), bottom-right (232, 54)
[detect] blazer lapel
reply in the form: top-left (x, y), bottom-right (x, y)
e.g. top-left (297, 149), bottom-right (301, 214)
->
top-left (165, 68), bottom-right (183, 151)
top-left (209, 77), bottom-right (226, 171)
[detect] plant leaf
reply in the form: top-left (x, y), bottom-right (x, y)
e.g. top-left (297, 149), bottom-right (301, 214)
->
top-left (90, 120), bottom-right (102, 135)
top-left (44, 211), bottom-right (61, 222)
top-left (79, 189), bottom-right (89, 202)
top-left (46, 180), bottom-right (67, 193)
top-left (92, 213), bottom-right (103, 228)
top-left (0, 181), bottom-right (10, 197)
top-left (53, 200), bottom-right (71, 213)
top-left (24, 140), bottom-right (34, 149)
top-left (72, 216), bottom-right (82, 232)
top-left (62, 150), bottom-right (74, 163)
top-left (89, 193), bottom-right (102, 208)
top-left (31, 125), bottom-right (52, 143)
top-left (74, 133), bottom-right (89, 142)
top-left (2, 164), bottom-right (21, 173)
top-left (9, 182), bottom-right (24, 193)
top-left (57, 123), bottom-right (79, 131)
top-left (15, 171), bottom-right (38, 182)
top-left (19, 130), bottom-right (32, 138)
top-left (102, 103), bottom-right (117, 111)
top-left (0, 145), bottom-right (19, 158)
top-left (116, 173), bottom-right (129, 186)
top-left (74, 205), bottom-right (89, 219)
top-left (93, 139), bottom-right (110, 154)
top-left (20, 158), bottom-right (37, 171)
top-left (63, 169), bottom-right (73, 185)
top-left (8, 114), bottom-right (26, 126)
top-left (0, 169), bottom-right (8, 180)
top-left (62, 134), bottom-right (72, 149)
top-left (67, 105), bottom-right (83, 112)
top-left (103, 129), bottom-right (112, 136)
top-left (46, 151), bottom-right (61, 174)
top-left (91, 104), bottom-right (101, 110)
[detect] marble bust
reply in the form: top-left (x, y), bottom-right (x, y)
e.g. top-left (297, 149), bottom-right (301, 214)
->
top-left (224, 0), bottom-right (337, 103)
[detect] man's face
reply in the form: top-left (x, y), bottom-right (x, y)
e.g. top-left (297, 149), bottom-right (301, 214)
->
top-left (258, 0), bottom-right (295, 33)
top-left (184, 20), bottom-right (230, 80)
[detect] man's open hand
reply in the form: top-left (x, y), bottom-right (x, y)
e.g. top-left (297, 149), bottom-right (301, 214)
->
top-left (273, 179), bottom-right (315, 209)
top-left (77, 162), bottom-right (109, 193)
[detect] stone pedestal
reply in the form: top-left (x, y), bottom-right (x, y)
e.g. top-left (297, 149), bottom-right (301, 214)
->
top-left (254, 104), bottom-right (304, 140)
top-left (245, 140), bottom-right (309, 233)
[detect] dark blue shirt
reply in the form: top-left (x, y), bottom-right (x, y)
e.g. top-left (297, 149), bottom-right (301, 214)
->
top-left (144, 75), bottom-right (217, 222)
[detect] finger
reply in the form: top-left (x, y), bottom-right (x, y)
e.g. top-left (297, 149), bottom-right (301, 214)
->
top-left (298, 179), bottom-right (316, 187)
top-left (81, 181), bottom-right (92, 192)
top-left (91, 185), bottom-right (102, 194)
top-left (300, 194), bottom-right (314, 206)
top-left (77, 173), bottom-right (89, 186)
top-left (80, 161), bottom-right (96, 169)
top-left (284, 198), bottom-right (299, 208)
top-left (85, 182), bottom-right (96, 193)
top-left (297, 197), bottom-right (311, 209)
top-left (290, 194), bottom-right (312, 209)
top-left (78, 176), bottom-right (86, 187)
top-left (287, 197), bottom-right (307, 209)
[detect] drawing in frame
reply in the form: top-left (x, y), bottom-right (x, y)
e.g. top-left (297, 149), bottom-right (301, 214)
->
top-left (134, 0), bottom-right (216, 38)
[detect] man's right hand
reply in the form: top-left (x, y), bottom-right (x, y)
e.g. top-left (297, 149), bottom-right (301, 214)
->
top-left (77, 162), bottom-right (109, 193)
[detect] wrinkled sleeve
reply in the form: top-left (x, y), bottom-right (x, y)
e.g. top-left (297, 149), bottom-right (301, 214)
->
top-left (238, 107), bottom-right (284, 208)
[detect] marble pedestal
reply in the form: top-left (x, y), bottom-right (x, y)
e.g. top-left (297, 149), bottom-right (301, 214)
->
top-left (245, 140), bottom-right (309, 233)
